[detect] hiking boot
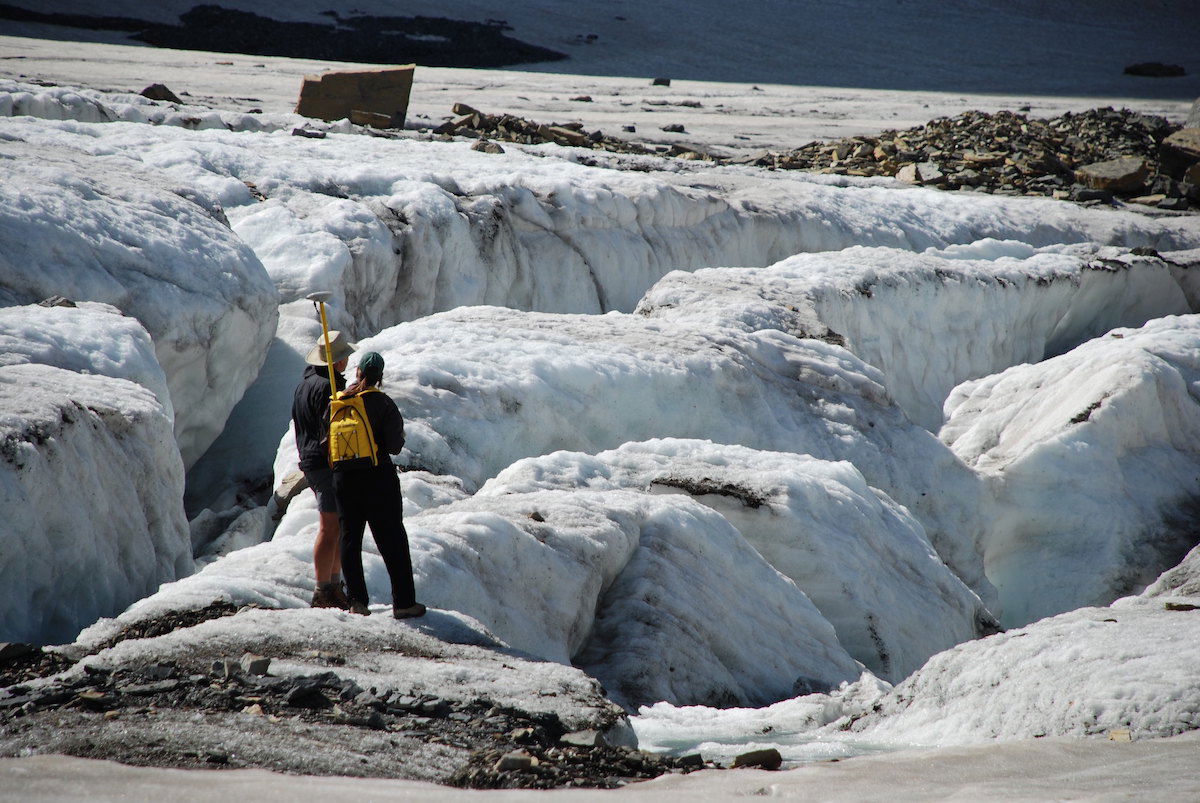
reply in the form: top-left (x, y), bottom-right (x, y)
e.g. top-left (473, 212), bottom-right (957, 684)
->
top-left (349, 600), bottom-right (371, 616)
top-left (393, 603), bottom-right (426, 620)
top-left (310, 586), bottom-right (340, 609)
top-left (328, 583), bottom-right (351, 611)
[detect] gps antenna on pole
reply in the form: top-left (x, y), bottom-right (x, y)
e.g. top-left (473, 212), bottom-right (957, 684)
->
top-left (306, 291), bottom-right (337, 399)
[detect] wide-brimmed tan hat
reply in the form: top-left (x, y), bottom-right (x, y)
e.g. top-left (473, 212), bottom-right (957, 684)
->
top-left (306, 330), bottom-right (355, 366)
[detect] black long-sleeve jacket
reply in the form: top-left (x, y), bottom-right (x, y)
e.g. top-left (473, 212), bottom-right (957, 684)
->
top-left (292, 365), bottom-right (345, 471)
top-left (355, 389), bottom-right (406, 464)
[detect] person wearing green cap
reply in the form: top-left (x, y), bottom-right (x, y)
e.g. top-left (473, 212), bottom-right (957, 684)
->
top-left (332, 350), bottom-right (425, 620)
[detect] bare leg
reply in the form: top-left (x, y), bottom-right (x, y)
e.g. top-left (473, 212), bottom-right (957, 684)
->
top-left (313, 511), bottom-right (341, 583)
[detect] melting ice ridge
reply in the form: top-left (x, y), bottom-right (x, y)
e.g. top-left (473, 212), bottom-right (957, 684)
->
top-left (3, 78), bottom-right (1200, 766)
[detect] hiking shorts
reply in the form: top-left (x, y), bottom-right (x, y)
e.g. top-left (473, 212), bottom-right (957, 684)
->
top-left (304, 466), bottom-right (338, 514)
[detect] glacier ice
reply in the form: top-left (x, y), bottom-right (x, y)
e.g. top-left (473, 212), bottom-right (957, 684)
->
top-left (280, 306), bottom-right (994, 602)
top-left (0, 138), bottom-right (278, 468)
top-left (485, 439), bottom-right (992, 682)
top-left (942, 315), bottom-right (1200, 626)
top-left (639, 242), bottom-right (1191, 431)
top-left (0, 363), bottom-right (190, 645)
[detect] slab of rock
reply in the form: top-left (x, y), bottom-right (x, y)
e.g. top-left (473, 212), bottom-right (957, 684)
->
top-left (896, 162), bottom-right (943, 184)
top-left (295, 66), bottom-right (415, 127)
top-left (140, 83), bottom-right (182, 103)
top-left (731, 747), bottom-right (782, 770)
top-left (494, 750), bottom-right (537, 771)
top-left (1076, 156), bottom-right (1148, 193)
top-left (471, 140), bottom-right (505, 154)
top-left (239, 653), bottom-right (271, 676)
top-left (1161, 128), bottom-right (1200, 174)
top-left (1188, 98), bottom-right (1200, 128)
top-left (560, 729), bottom-right (607, 747)
top-left (0, 643), bottom-right (37, 664)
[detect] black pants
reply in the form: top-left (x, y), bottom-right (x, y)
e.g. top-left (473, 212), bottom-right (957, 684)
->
top-left (333, 464), bottom-right (416, 609)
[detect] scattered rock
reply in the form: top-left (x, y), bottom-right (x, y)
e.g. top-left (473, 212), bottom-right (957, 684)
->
top-left (0, 644), bottom-right (37, 664)
top-left (570, 95), bottom-right (593, 102)
top-left (291, 128), bottom-right (327, 139)
top-left (35, 296), bottom-right (76, 308)
top-left (429, 104), bottom-right (659, 157)
top-left (560, 729), bottom-right (607, 747)
top-left (1076, 156), bottom-right (1149, 193)
top-left (1165, 601), bottom-right (1200, 611)
top-left (752, 107), bottom-right (1186, 208)
top-left (140, 83), bottom-right (182, 103)
top-left (470, 139), bottom-right (506, 154)
top-left (494, 750), bottom-right (537, 772)
top-left (239, 653), bottom-right (271, 676)
top-left (731, 747), bottom-right (782, 770)
top-left (1072, 187), bottom-right (1114, 203)
top-left (661, 123), bottom-right (686, 133)
top-left (1123, 62), bottom-right (1186, 78)
top-left (652, 77), bottom-right (671, 87)
top-left (270, 470), bottom-right (308, 520)
top-left (1161, 128), bottom-right (1200, 173)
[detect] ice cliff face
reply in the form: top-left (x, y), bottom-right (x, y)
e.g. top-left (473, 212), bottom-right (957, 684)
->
top-left (942, 315), bottom-right (1200, 626)
top-left (485, 439), bottom-right (992, 683)
top-left (0, 139), bottom-right (278, 468)
top-left (639, 242), bottom-right (1191, 431)
top-left (0, 363), bottom-right (190, 645)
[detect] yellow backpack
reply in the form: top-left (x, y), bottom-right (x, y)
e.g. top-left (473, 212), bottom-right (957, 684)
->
top-left (328, 387), bottom-right (381, 469)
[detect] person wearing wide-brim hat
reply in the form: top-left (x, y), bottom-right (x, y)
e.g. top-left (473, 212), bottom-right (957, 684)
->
top-left (292, 330), bottom-right (355, 609)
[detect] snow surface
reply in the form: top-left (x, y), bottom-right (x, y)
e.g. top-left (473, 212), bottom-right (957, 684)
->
top-left (849, 600), bottom-right (1200, 745)
top-left (0, 363), bottom-right (189, 645)
top-left (484, 439), bottom-right (991, 682)
top-left (943, 315), bottom-right (1200, 626)
top-left (0, 136), bottom-right (278, 467)
top-left (0, 302), bottom-right (171, 422)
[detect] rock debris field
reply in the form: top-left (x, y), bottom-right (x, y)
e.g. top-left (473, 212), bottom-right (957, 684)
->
top-left (427, 103), bottom-right (1200, 210)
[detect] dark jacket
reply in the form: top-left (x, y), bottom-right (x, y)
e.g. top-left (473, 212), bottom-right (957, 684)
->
top-left (292, 364), bottom-right (345, 471)
top-left (348, 387), bottom-right (405, 467)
